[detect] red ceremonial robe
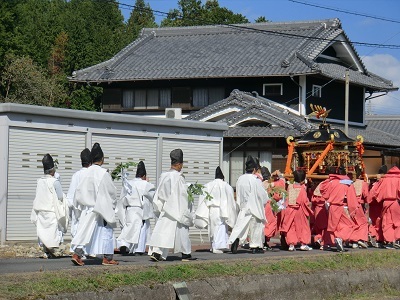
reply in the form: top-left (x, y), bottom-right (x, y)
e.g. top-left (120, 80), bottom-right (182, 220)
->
top-left (320, 174), bottom-right (357, 241)
top-left (349, 179), bottom-right (369, 242)
top-left (262, 181), bottom-right (277, 239)
top-left (311, 182), bottom-right (333, 246)
top-left (370, 166), bottom-right (400, 242)
top-left (280, 183), bottom-right (313, 245)
top-left (367, 181), bottom-right (384, 242)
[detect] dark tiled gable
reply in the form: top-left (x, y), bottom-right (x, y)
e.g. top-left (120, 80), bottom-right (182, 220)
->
top-left (70, 19), bottom-right (395, 91)
top-left (187, 90), bottom-right (400, 147)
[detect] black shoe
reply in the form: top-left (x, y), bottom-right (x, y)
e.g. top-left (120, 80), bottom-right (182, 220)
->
top-left (251, 248), bottom-right (265, 254)
top-left (231, 238), bottom-right (239, 254)
top-left (119, 246), bottom-right (128, 255)
top-left (182, 254), bottom-right (197, 261)
top-left (150, 252), bottom-right (162, 262)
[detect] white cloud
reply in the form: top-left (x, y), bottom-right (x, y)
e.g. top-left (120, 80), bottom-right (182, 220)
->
top-left (362, 54), bottom-right (400, 115)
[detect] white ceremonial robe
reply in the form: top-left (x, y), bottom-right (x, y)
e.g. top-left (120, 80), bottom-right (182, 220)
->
top-left (148, 169), bottom-right (192, 258)
top-left (195, 179), bottom-right (238, 251)
top-left (31, 175), bottom-right (68, 249)
top-left (71, 164), bottom-right (117, 255)
top-left (66, 168), bottom-right (89, 238)
top-left (229, 173), bottom-right (268, 248)
top-left (116, 178), bottom-right (155, 253)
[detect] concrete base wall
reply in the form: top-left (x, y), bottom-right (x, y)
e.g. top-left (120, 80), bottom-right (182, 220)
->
top-left (46, 267), bottom-right (400, 300)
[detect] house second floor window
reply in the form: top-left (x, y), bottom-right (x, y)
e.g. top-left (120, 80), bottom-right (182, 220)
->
top-left (122, 88), bottom-right (172, 109)
top-left (263, 83), bottom-right (283, 96)
top-left (312, 85), bottom-right (322, 98)
top-left (193, 87), bottom-right (224, 107)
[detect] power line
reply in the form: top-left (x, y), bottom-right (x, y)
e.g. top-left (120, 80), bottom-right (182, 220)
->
top-left (289, 0), bottom-right (400, 25)
top-left (112, 0), bottom-right (400, 49)
top-left (112, 0), bottom-right (399, 114)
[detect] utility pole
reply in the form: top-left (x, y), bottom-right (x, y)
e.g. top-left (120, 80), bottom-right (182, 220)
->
top-left (345, 69), bottom-right (349, 137)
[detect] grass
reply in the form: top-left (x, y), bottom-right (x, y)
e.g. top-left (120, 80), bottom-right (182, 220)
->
top-left (1, 250), bottom-right (399, 299)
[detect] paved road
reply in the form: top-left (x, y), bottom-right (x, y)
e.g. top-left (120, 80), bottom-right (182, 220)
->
top-left (0, 244), bottom-right (384, 275)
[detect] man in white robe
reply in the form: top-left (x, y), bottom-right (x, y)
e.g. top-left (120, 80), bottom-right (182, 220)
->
top-left (66, 148), bottom-right (91, 239)
top-left (116, 161), bottom-right (155, 254)
top-left (31, 154), bottom-right (68, 258)
top-left (70, 143), bottom-right (118, 266)
top-left (195, 166), bottom-right (238, 253)
top-left (229, 155), bottom-right (269, 254)
top-left (148, 149), bottom-right (197, 262)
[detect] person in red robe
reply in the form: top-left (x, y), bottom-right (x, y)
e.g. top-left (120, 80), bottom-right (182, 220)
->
top-left (369, 165), bottom-right (400, 249)
top-left (311, 181), bottom-right (334, 250)
top-left (279, 170), bottom-right (313, 251)
top-left (269, 170), bottom-right (287, 249)
top-left (366, 165), bottom-right (387, 247)
top-left (348, 167), bottom-right (369, 248)
top-left (319, 166), bottom-right (357, 252)
top-left (260, 167), bottom-right (277, 250)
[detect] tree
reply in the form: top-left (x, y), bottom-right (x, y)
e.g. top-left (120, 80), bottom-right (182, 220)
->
top-left (255, 16), bottom-right (268, 23)
top-left (0, 53), bottom-right (68, 106)
top-left (126, 0), bottom-right (157, 42)
top-left (161, 0), bottom-right (248, 27)
top-left (48, 31), bottom-right (68, 76)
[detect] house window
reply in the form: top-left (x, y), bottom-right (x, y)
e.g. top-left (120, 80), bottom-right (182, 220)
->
top-left (147, 89), bottom-right (159, 108)
top-left (122, 88), bottom-right (172, 109)
top-left (122, 90), bottom-right (134, 108)
top-left (312, 85), bottom-right (322, 98)
top-left (193, 88), bottom-right (208, 107)
top-left (160, 89), bottom-right (171, 107)
top-left (263, 83), bottom-right (283, 96)
top-left (193, 87), bottom-right (225, 107)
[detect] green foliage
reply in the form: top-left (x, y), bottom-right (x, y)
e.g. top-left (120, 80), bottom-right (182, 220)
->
top-left (111, 161), bottom-right (138, 181)
top-left (1, 251), bottom-right (399, 299)
top-left (161, 0), bottom-right (248, 27)
top-left (0, 53), bottom-right (68, 106)
top-left (255, 16), bottom-right (268, 23)
top-left (126, 0), bottom-right (157, 41)
top-left (269, 199), bottom-right (280, 213)
top-left (187, 182), bottom-right (213, 202)
top-left (67, 85), bottom-right (103, 111)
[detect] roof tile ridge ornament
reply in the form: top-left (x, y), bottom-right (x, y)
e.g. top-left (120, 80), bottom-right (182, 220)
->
top-left (296, 51), bottom-right (319, 71)
top-left (280, 21), bottom-right (328, 69)
top-left (230, 89), bottom-right (244, 100)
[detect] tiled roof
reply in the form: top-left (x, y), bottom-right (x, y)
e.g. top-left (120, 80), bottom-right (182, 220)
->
top-left (69, 19), bottom-right (395, 91)
top-left (366, 115), bottom-right (400, 137)
top-left (186, 89), bottom-right (315, 134)
top-left (186, 90), bottom-right (400, 147)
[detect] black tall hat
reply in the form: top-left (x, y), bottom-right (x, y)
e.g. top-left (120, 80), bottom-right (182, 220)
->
top-left (136, 161), bottom-right (147, 178)
top-left (80, 148), bottom-right (91, 166)
top-left (215, 166), bottom-right (224, 180)
top-left (42, 153), bottom-right (55, 171)
top-left (261, 166), bottom-right (271, 181)
top-left (91, 142), bottom-right (104, 163)
top-left (170, 149), bottom-right (183, 165)
top-left (245, 155), bottom-right (257, 171)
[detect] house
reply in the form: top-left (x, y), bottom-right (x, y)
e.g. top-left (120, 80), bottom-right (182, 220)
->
top-left (69, 18), bottom-right (398, 182)
top-left (69, 18), bottom-right (396, 125)
top-left (0, 103), bottom-right (226, 244)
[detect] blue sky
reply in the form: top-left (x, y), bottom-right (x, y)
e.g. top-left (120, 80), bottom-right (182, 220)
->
top-left (120, 0), bottom-right (400, 115)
